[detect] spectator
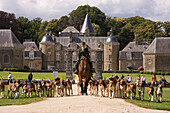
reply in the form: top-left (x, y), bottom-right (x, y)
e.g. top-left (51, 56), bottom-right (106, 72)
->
top-left (28, 72), bottom-right (33, 82)
top-left (141, 75), bottom-right (146, 87)
top-left (8, 72), bottom-right (12, 84)
top-left (110, 75), bottom-right (114, 78)
top-left (115, 74), bottom-right (119, 80)
top-left (151, 74), bottom-right (157, 85)
top-left (159, 77), bottom-right (162, 84)
top-left (136, 75), bottom-right (140, 86)
top-left (121, 74), bottom-right (125, 80)
top-left (127, 75), bottom-right (132, 83)
top-left (161, 75), bottom-right (167, 82)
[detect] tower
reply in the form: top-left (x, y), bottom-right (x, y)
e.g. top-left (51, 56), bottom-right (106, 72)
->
top-left (39, 29), bottom-right (56, 70)
top-left (80, 13), bottom-right (95, 36)
top-left (104, 28), bottom-right (120, 71)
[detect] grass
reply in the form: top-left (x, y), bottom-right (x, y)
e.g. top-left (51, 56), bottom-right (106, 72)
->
top-left (0, 71), bottom-right (170, 110)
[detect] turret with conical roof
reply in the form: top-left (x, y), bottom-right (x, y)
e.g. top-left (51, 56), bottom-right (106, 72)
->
top-left (105, 28), bottom-right (119, 44)
top-left (104, 28), bottom-right (120, 71)
top-left (80, 13), bottom-right (95, 36)
top-left (40, 28), bottom-right (56, 44)
top-left (39, 29), bottom-right (56, 69)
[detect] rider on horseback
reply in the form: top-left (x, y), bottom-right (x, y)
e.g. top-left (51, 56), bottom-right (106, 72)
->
top-left (74, 41), bottom-right (93, 74)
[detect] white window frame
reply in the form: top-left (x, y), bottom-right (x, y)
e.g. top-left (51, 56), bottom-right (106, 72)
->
top-left (29, 51), bottom-right (34, 59)
top-left (29, 62), bottom-right (35, 69)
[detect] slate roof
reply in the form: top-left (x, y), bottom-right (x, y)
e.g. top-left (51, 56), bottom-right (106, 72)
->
top-left (105, 29), bottom-right (119, 44)
top-left (61, 26), bottom-right (79, 33)
top-left (144, 37), bottom-right (170, 54)
top-left (119, 41), bottom-right (149, 60)
top-left (0, 29), bottom-right (24, 48)
top-left (23, 41), bottom-right (39, 51)
top-left (121, 42), bottom-right (149, 52)
top-left (40, 29), bottom-right (56, 44)
top-left (80, 13), bottom-right (95, 34)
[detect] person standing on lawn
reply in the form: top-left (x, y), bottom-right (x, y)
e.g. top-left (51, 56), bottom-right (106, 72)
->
top-left (28, 72), bottom-right (33, 82)
top-left (8, 72), bottom-right (12, 84)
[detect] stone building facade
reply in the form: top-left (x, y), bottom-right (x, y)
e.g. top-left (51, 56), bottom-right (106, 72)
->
top-left (119, 35), bottom-right (149, 71)
top-left (143, 37), bottom-right (170, 72)
top-left (39, 13), bottom-right (120, 71)
top-left (23, 41), bottom-right (42, 70)
top-left (0, 29), bottom-right (25, 68)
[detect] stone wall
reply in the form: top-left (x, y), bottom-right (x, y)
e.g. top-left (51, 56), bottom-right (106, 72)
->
top-left (143, 54), bottom-right (155, 72)
top-left (24, 59), bottom-right (42, 70)
top-left (0, 49), bottom-right (24, 68)
top-left (104, 43), bottom-right (119, 71)
top-left (119, 59), bottom-right (143, 71)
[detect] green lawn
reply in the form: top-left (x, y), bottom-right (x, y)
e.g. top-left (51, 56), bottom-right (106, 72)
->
top-left (0, 71), bottom-right (170, 110)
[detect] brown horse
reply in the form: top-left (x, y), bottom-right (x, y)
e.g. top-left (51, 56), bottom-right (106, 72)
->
top-left (78, 55), bottom-right (91, 95)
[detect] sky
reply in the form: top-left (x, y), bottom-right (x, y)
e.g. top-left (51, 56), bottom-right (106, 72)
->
top-left (0, 0), bottom-right (170, 22)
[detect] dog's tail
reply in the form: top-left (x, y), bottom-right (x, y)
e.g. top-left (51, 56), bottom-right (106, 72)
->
top-left (0, 75), bottom-right (3, 83)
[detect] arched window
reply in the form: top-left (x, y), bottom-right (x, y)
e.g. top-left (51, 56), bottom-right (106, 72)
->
top-left (4, 55), bottom-right (10, 64)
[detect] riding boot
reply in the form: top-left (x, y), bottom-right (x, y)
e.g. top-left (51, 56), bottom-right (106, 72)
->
top-left (89, 61), bottom-right (93, 73)
top-left (74, 61), bottom-right (79, 74)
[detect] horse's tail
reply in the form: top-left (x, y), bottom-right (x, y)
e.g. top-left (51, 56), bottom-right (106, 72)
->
top-left (0, 75), bottom-right (3, 83)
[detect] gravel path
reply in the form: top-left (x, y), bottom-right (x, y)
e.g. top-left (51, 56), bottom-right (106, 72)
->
top-left (0, 85), bottom-right (169, 113)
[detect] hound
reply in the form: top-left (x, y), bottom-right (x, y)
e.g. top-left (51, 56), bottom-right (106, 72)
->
top-left (155, 84), bottom-right (163, 102)
top-left (45, 80), bottom-right (52, 97)
top-left (41, 79), bottom-right (45, 96)
top-left (108, 78), bottom-right (116, 98)
top-left (115, 79), bottom-right (121, 98)
top-left (66, 79), bottom-right (73, 96)
top-left (148, 85), bottom-right (154, 102)
top-left (93, 80), bottom-right (99, 96)
top-left (120, 79), bottom-right (126, 98)
top-left (0, 75), bottom-right (5, 99)
top-left (55, 77), bottom-right (61, 97)
top-left (50, 80), bottom-right (55, 97)
top-left (99, 79), bottom-right (108, 97)
top-left (22, 80), bottom-right (28, 98)
top-left (7, 79), bottom-right (16, 99)
top-left (88, 80), bottom-right (94, 96)
top-left (15, 79), bottom-right (21, 98)
top-left (126, 82), bottom-right (136, 100)
top-left (138, 82), bottom-right (145, 100)
top-left (36, 82), bottom-right (42, 97)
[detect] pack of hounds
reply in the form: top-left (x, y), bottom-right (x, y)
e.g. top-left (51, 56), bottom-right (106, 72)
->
top-left (0, 75), bottom-right (163, 102)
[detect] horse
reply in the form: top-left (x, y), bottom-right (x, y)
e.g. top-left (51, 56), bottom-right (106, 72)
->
top-left (78, 55), bottom-right (91, 95)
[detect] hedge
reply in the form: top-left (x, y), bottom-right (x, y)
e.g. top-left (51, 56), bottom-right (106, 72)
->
top-left (3, 68), bottom-right (28, 72)
top-left (139, 71), bottom-right (170, 75)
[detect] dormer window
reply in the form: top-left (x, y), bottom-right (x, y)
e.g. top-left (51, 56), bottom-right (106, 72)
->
top-left (128, 46), bottom-right (132, 49)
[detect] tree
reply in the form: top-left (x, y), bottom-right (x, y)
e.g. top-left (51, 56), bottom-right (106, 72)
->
top-left (46, 19), bottom-right (59, 36)
top-left (68, 5), bottom-right (106, 35)
top-left (38, 21), bottom-right (48, 43)
top-left (58, 16), bottom-right (69, 31)
top-left (92, 23), bottom-right (101, 36)
top-left (117, 23), bottom-right (134, 50)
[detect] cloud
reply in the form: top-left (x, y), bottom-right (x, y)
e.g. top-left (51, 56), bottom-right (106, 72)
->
top-left (0, 0), bottom-right (170, 21)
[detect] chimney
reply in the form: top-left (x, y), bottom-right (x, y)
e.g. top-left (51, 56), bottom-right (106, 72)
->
top-left (69, 31), bottom-right (72, 43)
top-left (135, 34), bottom-right (139, 45)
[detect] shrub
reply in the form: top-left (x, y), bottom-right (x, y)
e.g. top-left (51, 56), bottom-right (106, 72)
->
top-left (3, 68), bottom-right (27, 72)
top-left (157, 72), bottom-right (161, 75)
top-left (146, 71), bottom-right (150, 74)
top-left (150, 72), bottom-right (153, 74)
top-left (0, 68), bottom-right (3, 71)
top-left (127, 66), bottom-right (133, 71)
top-left (140, 71), bottom-right (144, 74)
top-left (153, 72), bottom-right (157, 75)
top-left (165, 72), bottom-right (170, 75)
top-left (161, 72), bottom-right (165, 75)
